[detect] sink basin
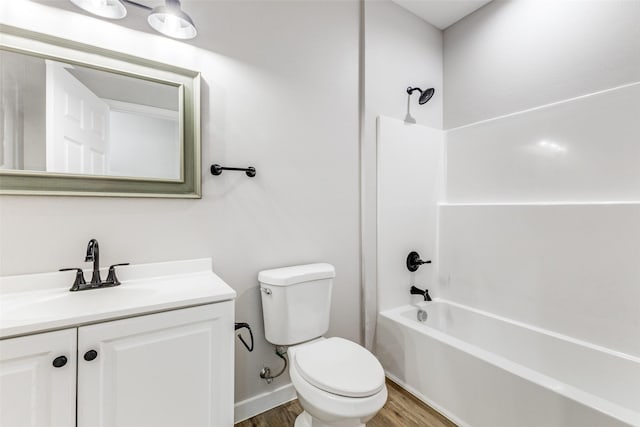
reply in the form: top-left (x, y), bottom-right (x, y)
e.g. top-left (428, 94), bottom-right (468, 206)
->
top-left (0, 259), bottom-right (236, 339)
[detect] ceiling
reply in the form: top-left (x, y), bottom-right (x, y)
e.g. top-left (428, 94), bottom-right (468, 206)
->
top-left (390, 0), bottom-right (492, 29)
top-left (37, 0), bottom-right (492, 48)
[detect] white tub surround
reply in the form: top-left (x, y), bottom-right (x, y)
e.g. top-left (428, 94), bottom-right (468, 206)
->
top-left (438, 203), bottom-right (640, 357)
top-left (372, 2), bottom-right (640, 426)
top-left (377, 300), bottom-right (640, 427)
top-left (0, 259), bottom-right (236, 427)
top-left (377, 116), bottom-right (443, 312)
top-left (445, 83), bottom-right (640, 204)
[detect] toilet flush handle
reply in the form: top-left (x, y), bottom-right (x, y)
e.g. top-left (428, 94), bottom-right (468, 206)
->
top-left (261, 287), bottom-right (272, 295)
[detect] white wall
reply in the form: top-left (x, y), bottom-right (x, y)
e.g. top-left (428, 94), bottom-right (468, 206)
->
top-left (365, 0), bottom-right (443, 130)
top-left (363, 0), bottom-right (443, 347)
top-left (444, 0), bottom-right (640, 129)
top-left (22, 59), bottom-right (46, 171)
top-left (108, 110), bottom-right (180, 179)
top-left (440, 0), bottom-right (640, 356)
top-left (0, 0), bottom-right (360, 414)
top-left (0, 50), bottom-right (46, 171)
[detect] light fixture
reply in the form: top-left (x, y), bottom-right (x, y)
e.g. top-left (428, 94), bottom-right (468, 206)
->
top-left (69, 0), bottom-right (127, 19)
top-left (68, 0), bottom-right (197, 40)
top-left (148, 0), bottom-right (197, 40)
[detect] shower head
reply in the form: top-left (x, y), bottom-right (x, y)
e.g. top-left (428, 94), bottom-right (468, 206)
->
top-left (407, 87), bottom-right (435, 105)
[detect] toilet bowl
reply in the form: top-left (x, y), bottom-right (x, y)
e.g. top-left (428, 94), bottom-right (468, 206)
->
top-left (259, 263), bottom-right (388, 426)
top-left (288, 338), bottom-right (388, 427)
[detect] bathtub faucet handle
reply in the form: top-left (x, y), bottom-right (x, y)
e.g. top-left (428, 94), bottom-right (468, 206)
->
top-left (410, 285), bottom-right (432, 302)
top-left (407, 251), bottom-right (432, 272)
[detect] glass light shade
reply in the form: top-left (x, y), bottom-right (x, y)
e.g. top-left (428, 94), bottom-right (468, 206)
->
top-left (147, 4), bottom-right (197, 40)
top-left (69, 0), bottom-right (127, 19)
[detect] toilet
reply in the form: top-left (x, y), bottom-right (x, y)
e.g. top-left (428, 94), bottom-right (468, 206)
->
top-left (259, 263), bottom-right (388, 427)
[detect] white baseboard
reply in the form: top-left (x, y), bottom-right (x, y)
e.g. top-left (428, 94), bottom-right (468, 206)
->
top-left (234, 383), bottom-right (297, 424)
top-left (233, 373), bottom-right (459, 425)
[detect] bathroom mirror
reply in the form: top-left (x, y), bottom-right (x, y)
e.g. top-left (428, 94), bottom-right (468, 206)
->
top-left (0, 26), bottom-right (201, 198)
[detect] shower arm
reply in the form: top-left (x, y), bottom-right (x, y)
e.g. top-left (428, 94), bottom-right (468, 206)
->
top-left (407, 86), bottom-right (435, 104)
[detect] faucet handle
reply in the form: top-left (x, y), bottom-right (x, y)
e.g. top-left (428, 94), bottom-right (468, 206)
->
top-left (407, 251), bottom-right (432, 272)
top-left (105, 263), bottom-right (130, 286)
top-left (60, 268), bottom-right (87, 292)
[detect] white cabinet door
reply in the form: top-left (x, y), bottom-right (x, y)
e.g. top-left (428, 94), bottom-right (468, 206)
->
top-left (77, 303), bottom-right (234, 427)
top-left (0, 329), bottom-right (77, 427)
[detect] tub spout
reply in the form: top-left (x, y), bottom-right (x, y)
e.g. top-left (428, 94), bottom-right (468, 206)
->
top-left (410, 285), bottom-right (432, 302)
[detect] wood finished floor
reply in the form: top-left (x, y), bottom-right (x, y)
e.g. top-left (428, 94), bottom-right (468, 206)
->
top-left (235, 378), bottom-right (457, 427)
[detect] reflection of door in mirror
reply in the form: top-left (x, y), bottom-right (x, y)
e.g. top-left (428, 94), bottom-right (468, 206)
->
top-left (0, 48), bottom-right (181, 181)
top-left (46, 60), bottom-right (109, 175)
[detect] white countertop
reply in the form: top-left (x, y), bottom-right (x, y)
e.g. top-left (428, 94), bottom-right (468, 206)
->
top-left (0, 258), bottom-right (236, 339)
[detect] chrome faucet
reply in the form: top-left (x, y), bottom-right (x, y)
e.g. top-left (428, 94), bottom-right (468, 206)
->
top-left (85, 239), bottom-right (101, 285)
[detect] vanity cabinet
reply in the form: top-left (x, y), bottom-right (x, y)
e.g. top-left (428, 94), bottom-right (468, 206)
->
top-left (0, 302), bottom-right (234, 427)
top-left (0, 329), bottom-right (76, 427)
top-left (78, 302), bottom-right (234, 427)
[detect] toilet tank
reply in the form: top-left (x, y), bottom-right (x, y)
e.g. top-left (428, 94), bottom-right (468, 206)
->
top-left (259, 263), bottom-right (335, 346)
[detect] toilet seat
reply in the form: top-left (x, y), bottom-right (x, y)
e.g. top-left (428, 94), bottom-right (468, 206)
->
top-left (294, 337), bottom-right (385, 398)
top-left (289, 350), bottom-right (388, 424)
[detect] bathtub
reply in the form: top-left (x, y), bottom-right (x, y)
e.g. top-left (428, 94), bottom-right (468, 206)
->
top-left (376, 300), bottom-right (640, 427)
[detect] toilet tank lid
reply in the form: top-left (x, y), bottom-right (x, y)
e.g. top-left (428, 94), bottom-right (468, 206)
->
top-left (258, 263), bottom-right (335, 286)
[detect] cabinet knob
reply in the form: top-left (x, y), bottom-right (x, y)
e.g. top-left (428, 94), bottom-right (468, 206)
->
top-left (84, 350), bottom-right (98, 361)
top-left (52, 355), bottom-right (68, 368)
